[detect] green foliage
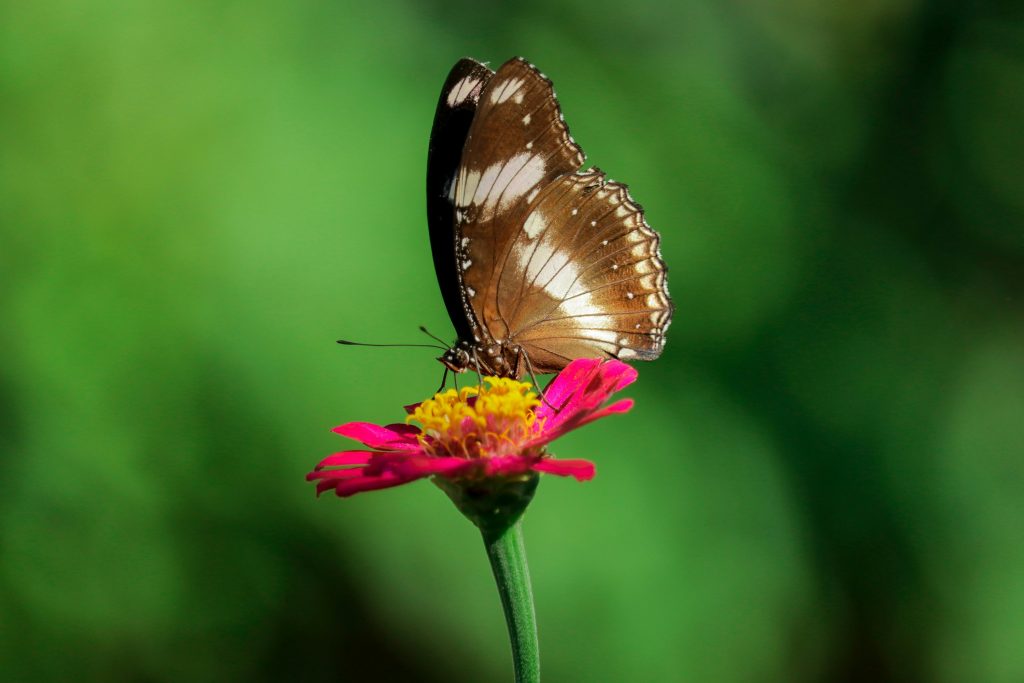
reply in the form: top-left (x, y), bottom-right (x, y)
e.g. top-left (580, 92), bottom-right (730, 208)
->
top-left (1, 1), bottom-right (1022, 681)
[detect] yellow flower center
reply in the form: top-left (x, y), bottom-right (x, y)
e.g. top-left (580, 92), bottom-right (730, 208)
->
top-left (407, 377), bottom-right (542, 458)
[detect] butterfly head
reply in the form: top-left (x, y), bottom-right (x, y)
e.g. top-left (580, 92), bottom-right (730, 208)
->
top-left (439, 340), bottom-right (474, 373)
top-left (439, 339), bottom-right (524, 378)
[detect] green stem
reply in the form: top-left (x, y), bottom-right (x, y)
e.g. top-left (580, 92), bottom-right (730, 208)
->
top-left (483, 521), bottom-right (540, 683)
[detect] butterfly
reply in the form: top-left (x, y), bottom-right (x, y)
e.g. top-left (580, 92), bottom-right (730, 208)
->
top-left (426, 57), bottom-right (672, 380)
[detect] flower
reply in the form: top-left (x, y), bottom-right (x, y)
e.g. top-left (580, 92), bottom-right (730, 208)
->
top-left (307, 358), bottom-right (637, 499)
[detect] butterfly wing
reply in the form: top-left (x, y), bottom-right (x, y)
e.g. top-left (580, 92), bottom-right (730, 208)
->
top-left (426, 58), bottom-right (494, 342)
top-left (450, 57), bottom-right (671, 373)
top-left (497, 168), bottom-right (672, 372)
top-left (452, 57), bottom-right (586, 346)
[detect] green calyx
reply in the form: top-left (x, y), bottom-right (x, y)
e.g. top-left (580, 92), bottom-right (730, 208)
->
top-left (433, 472), bottom-right (540, 537)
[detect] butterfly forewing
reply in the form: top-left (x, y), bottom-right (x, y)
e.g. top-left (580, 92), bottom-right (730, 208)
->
top-left (452, 58), bottom-right (586, 344)
top-left (426, 58), bottom-right (495, 342)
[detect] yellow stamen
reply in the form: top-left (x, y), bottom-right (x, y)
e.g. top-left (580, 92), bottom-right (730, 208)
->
top-left (407, 377), bottom-right (541, 458)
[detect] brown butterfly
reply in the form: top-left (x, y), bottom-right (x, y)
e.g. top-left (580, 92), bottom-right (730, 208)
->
top-left (426, 57), bottom-right (672, 380)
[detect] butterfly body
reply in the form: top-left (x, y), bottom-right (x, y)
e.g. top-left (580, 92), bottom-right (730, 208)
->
top-left (438, 339), bottom-right (524, 377)
top-left (427, 57), bottom-right (672, 379)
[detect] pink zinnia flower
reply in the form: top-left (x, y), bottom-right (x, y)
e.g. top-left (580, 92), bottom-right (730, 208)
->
top-left (307, 358), bottom-right (637, 499)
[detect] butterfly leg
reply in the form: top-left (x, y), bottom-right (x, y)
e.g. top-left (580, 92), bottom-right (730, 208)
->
top-left (518, 347), bottom-right (555, 410)
top-left (434, 367), bottom-right (450, 395)
top-left (471, 349), bottom-right (485, 392)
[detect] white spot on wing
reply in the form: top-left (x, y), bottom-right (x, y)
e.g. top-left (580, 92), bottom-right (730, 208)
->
top-left (492, 77), bottom-right (526, 104)
top-left (493, 153), bottom-right (547, 214)
top-left (522, 212), bottom-right (547, 239)
top-left (447, 75), bottom-right (482, 107)
top-left (456, 168), bottom-right (481, 208)
top-left (522, 114), bottom-right (531, 125)
top-left (468, 161), bottom-right (504, 211)
top-left (513, 236), bottom-right (615, 334)
top-left (618, 348), bottom-right (639, 360)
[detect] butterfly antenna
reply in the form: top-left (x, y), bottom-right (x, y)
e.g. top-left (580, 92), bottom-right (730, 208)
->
top-left (336, 339), bottom-right (447, 351)
top-left (418, 325), bottom-right (451, 347)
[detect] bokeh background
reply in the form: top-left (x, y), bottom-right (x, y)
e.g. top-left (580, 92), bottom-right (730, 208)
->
top-left (2, 1), bottom-right (1022, 681)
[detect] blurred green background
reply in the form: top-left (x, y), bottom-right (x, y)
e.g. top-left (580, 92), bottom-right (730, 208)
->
top-left (2, 1), bottom-right (1022, 681)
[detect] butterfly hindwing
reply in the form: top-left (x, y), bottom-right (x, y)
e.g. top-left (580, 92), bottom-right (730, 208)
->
top-left (481, 168), bottom-right (669, 371)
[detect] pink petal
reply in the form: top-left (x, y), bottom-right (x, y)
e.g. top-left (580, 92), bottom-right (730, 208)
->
top-left (358, 450), bottom-right (428, 474)
top-left (307, 468), bottom-right (367, 482)
top-left (332, 422), bottom-right (422, 451)
top-left (530, 398), bottom-right (635, 447)
top-left (315, 479), bottom-right (342, 495)
top-left (536, 358), bottom-right (603, 420)
top-left (600, 360), bottom-right (639, 392)
top-left (532, 459), bottom-right (596, 481)
top-left (593, 397), bottom-right (634, 416)
top-left (312, 450), bottom-right (375, 469)
top-left (332, 473), bottom-right (413, 497)
top-left (389, 455), bottom-right (475, 478)
top-left (310, 449), bottom-right (485, 497)
top-left (536, 359), bottom-right (637, 430)
top-left (482, 455), bottom-right (538, 478)
top-left (567, 397), bottom-right (634, 430)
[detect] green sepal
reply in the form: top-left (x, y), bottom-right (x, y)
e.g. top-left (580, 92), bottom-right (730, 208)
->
top-left (433, 472), bottom-right (540, 537)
